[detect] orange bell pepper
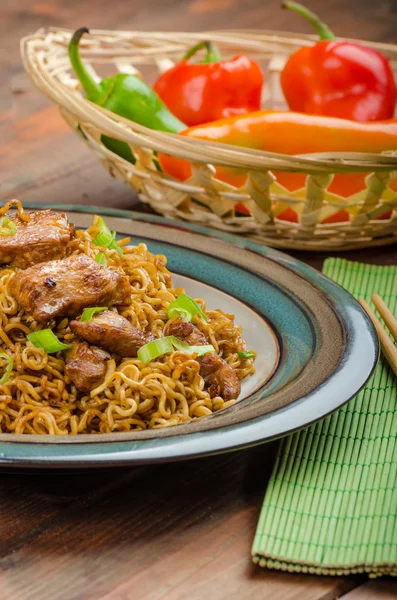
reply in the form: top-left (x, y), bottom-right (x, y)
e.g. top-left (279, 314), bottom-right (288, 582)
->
top-left (159, 111), bottom-right (397, 221)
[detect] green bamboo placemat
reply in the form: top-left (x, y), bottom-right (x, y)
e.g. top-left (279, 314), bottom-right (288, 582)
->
top-left (252, 258), bottom-right (397, 578)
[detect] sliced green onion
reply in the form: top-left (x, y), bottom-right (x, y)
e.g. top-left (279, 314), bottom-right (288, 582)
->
top-left (0, 217), bottom-right (17, 236)
top-left (27, 330), bottom-right (72, 353)
top-left (95, 252), bottom-right (107, 266)
top-left (169, 336), bottom-right (193, 353)
top-left (167, 293), bottom-right (208, 323)
top-left (108, 237), bottom-right (122, 256)
top-left (237, 351), bottom-right (255, 359)
top-left (185, 344), bottom-right (215, 357)
top-left (171, 337), bottom-right (215, 357)
top-left (170, 336), bottom-right (215, 357)
top-left (138, 336), bottom-right (174, 364)
top-left (92, 217), bottom-right (113, 246)
top-left (108, 241), bottom-right (122, 255)
top-left (81, 306), bottom-right (107, 323)
top-left (0, 353), bottom-right (14, 384)
top-left (92, 217), bottom-right (123, 257)
top-left (169, 308), bottom-right (191, 322)
top-left (137, 335), bottom-right (215, 365)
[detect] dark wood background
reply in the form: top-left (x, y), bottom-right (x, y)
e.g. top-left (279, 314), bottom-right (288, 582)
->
top-left (2, 0), bottom-right (397, 597)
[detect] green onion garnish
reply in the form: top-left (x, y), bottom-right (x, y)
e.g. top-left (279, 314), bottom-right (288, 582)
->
top-left (27, 330), bottom-right (72, 353)
top-left (184, 344), bottom-right (216, 356)
top-left (108, 239), bottom-right (123, 256)
top-left (137, 335), bottom-right (215, 365)
top-left (167, 293), bottom-right (208, 323)
top-left (0, 217), bottom-right (17, 237)
top-left (93, 217), bottom-right (123, 257)
top-left (170, 336), bottom-right (214, 356)
top-left (138, 337), bottom-right (174, 364)
top-left (237, 351), bottom-right (255, 359)
top-left (95, 252), bottom-right (107, 266)
top-left (80, 306), bottom-right (107, 323)
top-left (0, 353), bottom-right (14, 384)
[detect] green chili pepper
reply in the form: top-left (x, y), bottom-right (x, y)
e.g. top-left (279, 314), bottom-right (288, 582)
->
top-left (68, 28), bottom-right (186, 164)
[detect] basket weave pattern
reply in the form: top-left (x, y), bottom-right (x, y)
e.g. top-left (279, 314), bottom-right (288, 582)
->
top-left (21, 28), bottom-right (397, 250)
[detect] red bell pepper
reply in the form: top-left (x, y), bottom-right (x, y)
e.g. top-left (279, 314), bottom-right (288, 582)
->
top-left (153, 41), bottom-right (264, 127)
top-left (281, 1), bottom-right (396, 122)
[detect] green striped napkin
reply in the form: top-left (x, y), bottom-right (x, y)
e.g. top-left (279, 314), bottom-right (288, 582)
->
top-left (252, 258), bottom-right (397, 578)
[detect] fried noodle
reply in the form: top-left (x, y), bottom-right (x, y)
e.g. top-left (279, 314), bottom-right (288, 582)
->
top-left (0, 217), bottom-right (255, 434)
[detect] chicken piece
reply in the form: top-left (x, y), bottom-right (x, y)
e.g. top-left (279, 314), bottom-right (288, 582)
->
top-left (165, 317), bottom-right (208, 346)
top-left (70, 310), bottom-right (155, 357)
top-left (0, 210), bottom-right (74, 269)
top-left (10, 254), bottom-right (131, 322)
top-left (199, 353), bottom-right (241, 401)
top-left (166, 317), bottom-right (240, 400)
top-left (65, 341), bottom-right (110, 392)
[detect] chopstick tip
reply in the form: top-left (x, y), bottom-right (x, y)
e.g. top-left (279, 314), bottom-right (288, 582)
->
top-left (358, 297), bottom-right (369, 309)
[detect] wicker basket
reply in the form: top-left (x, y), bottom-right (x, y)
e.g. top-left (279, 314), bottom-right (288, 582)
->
top-left (21, 28), bottom-right (397, 251)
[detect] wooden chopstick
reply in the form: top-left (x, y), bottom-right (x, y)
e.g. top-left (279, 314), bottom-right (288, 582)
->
top-left (359, 298), bottom-right (397, 378)
top-left (372, 294), bottom-right (397, 342)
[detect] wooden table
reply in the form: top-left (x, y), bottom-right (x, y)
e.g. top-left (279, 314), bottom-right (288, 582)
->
top-left (2, 1), bottom-right (397, 598)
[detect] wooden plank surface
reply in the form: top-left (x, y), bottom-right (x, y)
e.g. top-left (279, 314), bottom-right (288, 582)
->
top-left (2, 0), bottom-right (397, 598)
top-left (0, 449), bottom-right (360, 600)
top-left (344, 580), bottom-right (397, 599)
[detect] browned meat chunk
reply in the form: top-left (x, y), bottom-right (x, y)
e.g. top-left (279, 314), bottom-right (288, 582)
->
top-left (165, 318), bottom-right (208, 346)
top-left (199, 353), bottom-right (241, 401)
top-left (65, 342), bottom-right (110, 392)
top-left (0, 210), bottom-right (74, 269)
top-left (9, 254), bottom-right (131, 322)
top-left (166, 317), bottom-right (240, 400)
top-left (70, 310), bottom-right (155, 357)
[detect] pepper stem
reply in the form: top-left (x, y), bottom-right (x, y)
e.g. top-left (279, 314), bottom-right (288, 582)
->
top-left (182, 41), bottom-right (221, 64)
top-left (281, 1), bottom-right (335, 41)
top-left (68, 27), bottom-right (102, 101)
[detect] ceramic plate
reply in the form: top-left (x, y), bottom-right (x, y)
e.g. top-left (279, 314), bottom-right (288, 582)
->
top-left (0, 204), bottom-right (378, 468)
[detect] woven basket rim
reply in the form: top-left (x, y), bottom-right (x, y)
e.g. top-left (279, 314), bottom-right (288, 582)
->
top-left (21, 27), bottom-right (397, 174)
top-left (25, 26), bottom-right (397, 54)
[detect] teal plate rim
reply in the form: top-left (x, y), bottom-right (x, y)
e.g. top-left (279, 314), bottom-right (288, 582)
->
top-left (0, 203), bottom-right (379, 468)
